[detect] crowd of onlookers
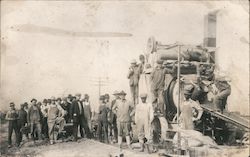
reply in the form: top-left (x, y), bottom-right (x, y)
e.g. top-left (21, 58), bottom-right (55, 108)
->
top-left (5, 91), bottom-right (140, 150)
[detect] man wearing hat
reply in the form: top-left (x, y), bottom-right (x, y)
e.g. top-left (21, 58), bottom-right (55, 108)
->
top-left (27, 98), bottom-right (42, 142)
top-left (23, 102), bottom-right (29, 113)
top-left (17, 103), bottom-right (28, 144)
top-left (213, 75), bottom-right (231, 113)
top-left (112, 90), bottom-right (134, 150)
top-left (82, 94), bottom-right (92, 132)
top-left (109, 90), bottom-right (120, 143)
top-left (60, 96), bottom-right (70, 123)
top-left (47, 97), bottom-right (66, 144)
top-left (138, 54), bottom-right (146, 74)
top-left (41, 99), bottom-right (49, 139)
top-left (97, 95), bottom-right (109, 143)
top-left (127, 59), bottom-right (140, 105)
top-left (135, 93), bottom-right (154, 152)
top-left (150, 60), bottom-right (168, 114)
top-left (71, 93), bottom-right (91, 141)
top-left (180, 84), bottom-right (202, 130)
top-left (5, 102), bottom-right (20, 148)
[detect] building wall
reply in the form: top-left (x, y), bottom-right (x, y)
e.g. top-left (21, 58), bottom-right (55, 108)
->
top-left (216, 4), bottom-right (249, 115)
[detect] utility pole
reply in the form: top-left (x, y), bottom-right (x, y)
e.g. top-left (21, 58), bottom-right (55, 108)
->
top-left (90, 77), bottom-right (109, 97)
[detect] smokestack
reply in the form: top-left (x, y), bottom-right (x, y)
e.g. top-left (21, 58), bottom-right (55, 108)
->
top-left (204, 12), bottom-right (217, 47)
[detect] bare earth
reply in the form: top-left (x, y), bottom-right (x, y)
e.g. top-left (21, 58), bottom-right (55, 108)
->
top-left (1, 123), bottom-right (249, 157)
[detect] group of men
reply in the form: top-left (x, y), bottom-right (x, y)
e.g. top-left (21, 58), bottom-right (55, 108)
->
top-left (5, 93), bottom-right (93, 148)
top-left (128, 54), bottom-right (177, 114)
top-left (96, 90), bottom-right (154, 152)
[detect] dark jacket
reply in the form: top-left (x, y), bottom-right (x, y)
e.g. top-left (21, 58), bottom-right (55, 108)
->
top-left (27, 105), bottom-right (42, 123)
top-left (18, 109), bottom-right (27, 126)
top-left (70, 100), bottom-right (85, 123)
top-left (98, 104), bottom-right (108, 122)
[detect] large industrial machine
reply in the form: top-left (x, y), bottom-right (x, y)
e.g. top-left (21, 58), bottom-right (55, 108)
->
top-left (141, 36), bottom-right (249, 146)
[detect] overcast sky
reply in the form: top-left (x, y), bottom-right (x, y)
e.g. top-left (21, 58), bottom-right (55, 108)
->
top-left (0, 1), bottom-right (249, 114)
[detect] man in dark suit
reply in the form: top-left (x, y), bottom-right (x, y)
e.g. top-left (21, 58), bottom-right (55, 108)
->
top-left (71, 93), bottom-right (91, 141)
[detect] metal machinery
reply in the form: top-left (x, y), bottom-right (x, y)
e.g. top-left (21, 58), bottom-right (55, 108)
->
top-left (144, 36), bottom-right (249, 146)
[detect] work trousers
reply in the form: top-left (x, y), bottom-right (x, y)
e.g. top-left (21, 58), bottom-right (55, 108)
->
top-left (97, 120), bottom-right (108, 143)
top-left (130, 84), bottom-right (139, 105)
top-left (8, 120), bottom-right (20, 146)
top-left (137, 121), bottom-right (151, 143)
top-left (30, 122), bottom-right (42, 141)
top-left (17, 121), bottom-right (28, 144)
top-left (73, 116), bottom-right (91, 141)
top-left (151, 88), bottom-right (165, 114)
top-left (41, 117), bottom-right (49, 139)
top-left (117, 122), bottom-right (130, 136)
top-left (85, 117), bottom-right (92, 132)
top-left (109, 114), bottom-right (118, 141)
top-left (48, 117), bottom-right (65, 141)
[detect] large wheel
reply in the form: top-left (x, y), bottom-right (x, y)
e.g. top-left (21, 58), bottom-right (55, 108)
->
top-left (165, 79), bottom-right (178, 121)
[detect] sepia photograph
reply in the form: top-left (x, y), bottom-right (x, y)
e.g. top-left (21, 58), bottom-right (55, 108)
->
top-left (0, 0), bottom-right (249, 157)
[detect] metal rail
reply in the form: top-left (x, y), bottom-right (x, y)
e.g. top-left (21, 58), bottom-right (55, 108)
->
top-left (201, 105), bottom-right (250, 131)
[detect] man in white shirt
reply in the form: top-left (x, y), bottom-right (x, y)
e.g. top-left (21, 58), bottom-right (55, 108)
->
top-left (135, 93), bottom-right (154, 152)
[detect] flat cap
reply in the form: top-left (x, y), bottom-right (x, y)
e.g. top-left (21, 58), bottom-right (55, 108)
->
top-left (51, 96), bottom-right (56, 101)
top-left (9, 102), bottom-right (15, 107)
top-left (84, 94), bottom-right (89, 98)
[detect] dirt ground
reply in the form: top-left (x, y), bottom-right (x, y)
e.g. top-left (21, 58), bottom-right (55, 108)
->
top-left (0, 122), bottom-right (249, 157)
